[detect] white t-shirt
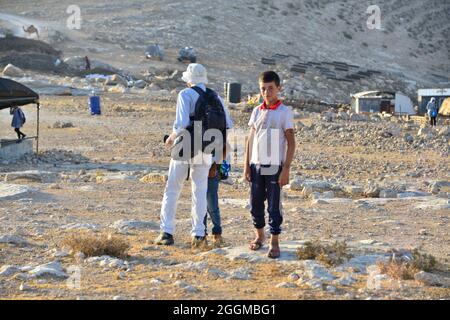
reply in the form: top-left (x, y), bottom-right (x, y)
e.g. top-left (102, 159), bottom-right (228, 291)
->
top-left (248, 103), bottom-right (294, 165)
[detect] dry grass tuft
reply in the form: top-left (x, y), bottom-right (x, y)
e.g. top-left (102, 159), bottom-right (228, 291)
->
top-left (62, 233), bottom-right (130, 259)
top-left (296, 240), bottom-right (352, 266)
top-left (377, 249), bottom-right (438, 280)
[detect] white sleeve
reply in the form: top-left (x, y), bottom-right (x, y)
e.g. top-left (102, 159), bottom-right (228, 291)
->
top-left (283, 107), bottom-right (294, 131)
top-left (172, 91), bottom-right (191, 135)
top-left (248, 107), bottom-right (258, 128)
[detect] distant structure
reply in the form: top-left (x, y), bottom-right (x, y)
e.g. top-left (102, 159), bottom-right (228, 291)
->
top-left (350, 91), bottom-right (415, 115)
top-left (22, 25), bottom-right (39, 39)
top-left (417, 88), bottom-right (450, 116)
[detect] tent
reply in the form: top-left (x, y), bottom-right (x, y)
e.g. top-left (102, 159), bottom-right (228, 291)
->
top-left (439, 97), bottom-right (450, 116)
top-left (350, 91), bottom-right (415, 115)
top-left (0, 77), bottom-right (40, 153)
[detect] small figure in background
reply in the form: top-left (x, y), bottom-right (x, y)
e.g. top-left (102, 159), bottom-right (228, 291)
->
top-left (10, 106), bottom-right (27, 141)
top-left (85, 56), bottom-right (91, 71)
top-left (426, 97), bottom-right (438, 126)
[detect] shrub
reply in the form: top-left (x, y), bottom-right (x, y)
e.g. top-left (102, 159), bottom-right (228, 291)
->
top-left (296, 240), bottom-right (352, 266)
top-left (377, 249), bottom-right (438, 280)
top-left (63, 233), bottom-right (130, 259)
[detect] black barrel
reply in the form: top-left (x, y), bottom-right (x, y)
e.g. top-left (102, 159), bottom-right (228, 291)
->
top-left (227, 83), bottom-right (241, 103)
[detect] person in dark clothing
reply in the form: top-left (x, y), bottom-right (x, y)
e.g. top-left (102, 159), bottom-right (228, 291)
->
top-left (426, 97), bottom-right (438, 126)
top-left (10, 106), bottom-right (26, 140)
top-left (85, 56), bottom-right (91, 71)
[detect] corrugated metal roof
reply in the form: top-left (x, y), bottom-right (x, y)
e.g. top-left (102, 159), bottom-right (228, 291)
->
top-left (418, 88), bottom-right (450, 97)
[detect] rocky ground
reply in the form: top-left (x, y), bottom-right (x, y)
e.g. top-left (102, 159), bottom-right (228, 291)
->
top-left (0, 0), bottom-right (449, 300)
top-left (0, 94), bottom-right (449, 300)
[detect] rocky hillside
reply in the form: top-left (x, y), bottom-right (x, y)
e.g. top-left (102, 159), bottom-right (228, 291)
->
top-left (1, 0), bottom-right (449, 102)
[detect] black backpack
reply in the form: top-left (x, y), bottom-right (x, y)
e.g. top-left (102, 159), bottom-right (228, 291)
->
top-left (171, 86), bottom-right (227, 160)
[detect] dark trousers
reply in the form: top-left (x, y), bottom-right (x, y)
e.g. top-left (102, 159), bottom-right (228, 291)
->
top-left (249, 164), bottom-right (283, 235)
top-left (14, 128), bottom-right (25, 139)
top-left (430, 117), bottom-right (437, 126)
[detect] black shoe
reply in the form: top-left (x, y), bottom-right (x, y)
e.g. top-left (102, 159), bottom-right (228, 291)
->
top-left (191, 235), bottom-right (207, 249)
top-left (154, 232), bottom-right (174, 245)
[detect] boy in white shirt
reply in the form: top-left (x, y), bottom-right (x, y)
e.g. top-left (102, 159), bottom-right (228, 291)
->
top-left (243, 71), bottom-right (295, 259)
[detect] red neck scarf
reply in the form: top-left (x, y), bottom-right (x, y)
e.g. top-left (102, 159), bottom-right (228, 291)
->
top-left (260, 100), bottom-right (282, 110)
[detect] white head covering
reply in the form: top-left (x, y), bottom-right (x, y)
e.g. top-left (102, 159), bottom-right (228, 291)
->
top-left (181, 63), bottom-right (208, 84)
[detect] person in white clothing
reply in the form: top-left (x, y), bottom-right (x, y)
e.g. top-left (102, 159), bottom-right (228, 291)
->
top-left (155, 63), bottom-right (232, 248)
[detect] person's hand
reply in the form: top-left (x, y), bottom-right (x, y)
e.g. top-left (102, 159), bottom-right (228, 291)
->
top-left (244, 164), bottom-right (251, 183)
top-left (278, 167), bottom-right (290, 187)
top-left (165, 132), bottom-right (177, 148)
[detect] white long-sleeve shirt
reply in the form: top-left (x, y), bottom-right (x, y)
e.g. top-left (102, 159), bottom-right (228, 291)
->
top-left (172, 83), bottom-right (233, 135)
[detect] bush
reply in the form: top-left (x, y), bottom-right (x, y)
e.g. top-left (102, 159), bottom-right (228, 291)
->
top-left (377, 249), bottom-right (438, 280)
top-left (63, 233), bottom-right (130, 259)
top-left (296, 240), bottom-right (352, 266)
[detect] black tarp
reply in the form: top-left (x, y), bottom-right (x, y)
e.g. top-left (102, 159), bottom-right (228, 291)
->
top-left (0, 77), bottom-right (39, 110)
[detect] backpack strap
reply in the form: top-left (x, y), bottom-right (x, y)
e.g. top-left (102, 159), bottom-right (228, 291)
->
top-left (190, 86), bottom-right (206, 97)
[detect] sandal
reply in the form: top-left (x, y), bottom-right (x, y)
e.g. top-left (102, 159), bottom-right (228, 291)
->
top-left (267, 246), bottom-right (281, 259)
top-left (249, 239), bottom-right (264, 251)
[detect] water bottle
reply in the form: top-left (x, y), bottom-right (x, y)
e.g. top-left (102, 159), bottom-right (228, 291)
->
top-left (219, 159), bottom-right (231, 180)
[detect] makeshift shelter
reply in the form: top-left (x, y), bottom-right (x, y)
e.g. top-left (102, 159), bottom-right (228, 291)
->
top-left (350, 91), bottom-right (415, 115)
top-left (439, 97), bottom-right (450, 116)
top-left (0, 77), bottom-right (40, 153)
top-left (418, 88), bottom-right (450, 115)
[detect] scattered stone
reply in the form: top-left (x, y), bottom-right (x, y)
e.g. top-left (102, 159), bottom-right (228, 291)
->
top-left (276, 282), bottom-right (298, 288)
top-left (111, 219), bottom-right (159, 231)
top-left (174, 280), bottom-right (199, 293)
top-left (52, 121), bottom-right (74, 129)
top-left (344, 185), bottom-right (364, 196)
top-left (379, 189), bottom-right (397, 198)
top-left (334, 274), bottom-right (358, 286)
top-left (29, 261), bottom-right (68, 279)
top-left (4, 170), bottom-right (59, 183)
top-left (287, 272), bottom-right (301, 282)
top-left (414, 271), bottom-right (450, 288)
top-left (0, 183), bottom-right (37, 200)
top-left (19, 283), bottom-right (30, 291)
top-left (0, 265), bottom-right (20, 277)
top-left (226, 267), bottom-right (251, 280)
top-left (134, 80), bottom-right (147, 89)
top-left (0, 234), bottom-right (29, 246)
top-left (303, 260), bottom-right (336, 281)
top-left (61, 223), bottom-right (100, 231)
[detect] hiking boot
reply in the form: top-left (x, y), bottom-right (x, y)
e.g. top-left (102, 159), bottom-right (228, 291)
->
top-left (154, 232), bottom-right (174, 245)
top-left (212, 234), bottom-right (224, 248)
top-left (191, 236), bottom-right (207, 249)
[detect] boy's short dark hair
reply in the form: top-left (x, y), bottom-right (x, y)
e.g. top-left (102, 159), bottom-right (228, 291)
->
top-left (259, 71), bottom-right (281, 87)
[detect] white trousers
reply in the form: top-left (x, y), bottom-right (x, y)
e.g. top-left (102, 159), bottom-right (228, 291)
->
top-left (160, 153), bottom-right (212, 237)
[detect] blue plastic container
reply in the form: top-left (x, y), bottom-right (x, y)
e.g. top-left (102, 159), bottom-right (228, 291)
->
top-left (89, 95), bottom-right (101, 115)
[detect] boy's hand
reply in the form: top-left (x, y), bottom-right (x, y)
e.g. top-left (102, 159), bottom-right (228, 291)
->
top-left (278, 167), bottom-right (290, 187)
top-left (244, 164), bottom-right (251, 183)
